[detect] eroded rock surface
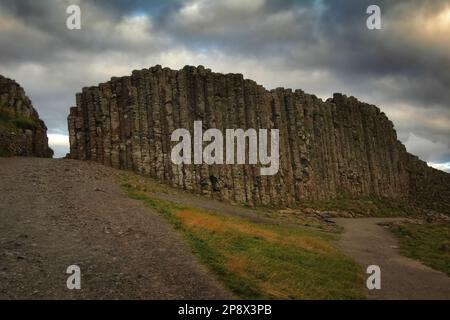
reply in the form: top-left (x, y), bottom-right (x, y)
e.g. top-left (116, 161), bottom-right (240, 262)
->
top-left (67, 65), bottom-right (449, 213)
top-left (0, 75), bottom-right (53, 158)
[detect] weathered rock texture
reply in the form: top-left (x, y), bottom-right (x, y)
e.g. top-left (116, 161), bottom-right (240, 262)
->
top-left (0, 75), bottom-right (53, 158)
top-left (68, 65), bottom-right (450, 213)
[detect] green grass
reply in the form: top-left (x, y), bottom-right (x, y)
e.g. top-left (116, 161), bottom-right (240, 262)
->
top-left (299, 195), bottom-right (415, 217)
top-left (0, 107), bottom-right (37, 132)
top-left (123, 183), bottom-right (365, 299)
top-left (0, 108), bottom-right (16, 131)
top-left (387, 223), bottom-right (450, 276)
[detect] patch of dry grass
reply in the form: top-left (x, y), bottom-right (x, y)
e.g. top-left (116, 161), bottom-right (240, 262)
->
top-left (176, 209), bottom-right (336, 255)
top-left (124, 184), bottom-right (365, 299)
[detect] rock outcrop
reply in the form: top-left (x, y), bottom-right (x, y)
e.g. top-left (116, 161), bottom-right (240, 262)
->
top-left (0, 75), bottom-right (53, 158)
top-left (67, 65), bottom-right (450, 213)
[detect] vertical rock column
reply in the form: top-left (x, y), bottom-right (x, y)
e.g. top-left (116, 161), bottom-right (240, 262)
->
top-left (67, 65), bottom-right (450, 211)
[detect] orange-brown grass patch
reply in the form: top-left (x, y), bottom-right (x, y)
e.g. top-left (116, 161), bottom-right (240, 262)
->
top-left (123, 184), bottom-right (365, 299)
top-left (176, 209), bottom-right (335, 255)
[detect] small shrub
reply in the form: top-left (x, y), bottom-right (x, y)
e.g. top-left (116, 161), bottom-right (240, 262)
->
top-left (11, 117), bottom-right (37, 130)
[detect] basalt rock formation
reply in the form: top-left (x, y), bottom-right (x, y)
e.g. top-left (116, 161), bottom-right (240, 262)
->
top-left (0, 75), bottom-right (53, 158)
top-left (67, 65), bottom-right (450, 213)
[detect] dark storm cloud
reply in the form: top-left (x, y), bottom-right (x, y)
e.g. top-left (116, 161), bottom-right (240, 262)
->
top-left (0, 0), bottom-right (183, 66)
top-left (313, 0), bottom-right (450, 105)
top-left (162, 0), bottom-right (450, 107)
top-left (0, 0), bottom-right (448, 166)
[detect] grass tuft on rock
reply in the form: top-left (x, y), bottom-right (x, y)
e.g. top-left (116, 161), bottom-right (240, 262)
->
top-left (0, 107), bottom-right (37, 132)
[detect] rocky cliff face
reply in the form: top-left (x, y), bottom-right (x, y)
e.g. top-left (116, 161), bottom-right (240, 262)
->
top-left (0, 75), bottom-right (53, 158)
top-left (67, 65), bottom-right (450, 213)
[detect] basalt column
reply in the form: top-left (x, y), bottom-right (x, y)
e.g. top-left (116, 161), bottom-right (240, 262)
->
top-left (0, 75), bottom-right (53, 158)
top-left (68, 65), bottom-right (450, 213)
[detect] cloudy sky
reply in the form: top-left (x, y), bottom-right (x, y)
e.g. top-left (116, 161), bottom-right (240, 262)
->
top-left (0, 0), bottom-right (449, 172)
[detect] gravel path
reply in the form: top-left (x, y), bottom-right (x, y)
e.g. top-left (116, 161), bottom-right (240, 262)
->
top-left (334, 218), bottom-right (450, 300)
top-left (0, 157), bottom-right (232, 299)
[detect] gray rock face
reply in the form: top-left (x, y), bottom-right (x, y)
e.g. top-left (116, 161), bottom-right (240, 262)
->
top-left (0, 75), bottom-right (53, 158)
top-left (67, 65), bottom-right (450, 213)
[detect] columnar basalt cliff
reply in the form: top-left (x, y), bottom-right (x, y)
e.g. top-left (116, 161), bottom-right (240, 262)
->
top-left (0, 75), bottom-right (53, 158)
top-left (68, 65), bottom-right (450, 213)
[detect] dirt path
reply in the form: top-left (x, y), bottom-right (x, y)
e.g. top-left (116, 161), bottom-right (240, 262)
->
top-left (0, 157), bottom-right (232, 299)
top-left (334, 218), bottom-right (450, 300)
top-left (2, 157), bottom-right (449, 300)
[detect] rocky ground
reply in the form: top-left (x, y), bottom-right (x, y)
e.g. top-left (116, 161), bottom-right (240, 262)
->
top-left (0, 157), bottom-right (231, 299)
